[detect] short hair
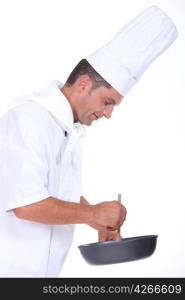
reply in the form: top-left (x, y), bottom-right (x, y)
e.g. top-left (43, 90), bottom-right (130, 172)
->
top-left (65, 59), bottom-right (112, 90)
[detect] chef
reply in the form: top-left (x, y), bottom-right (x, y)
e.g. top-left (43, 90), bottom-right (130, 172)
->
top-left (0, 6), bottom-right (178, 277)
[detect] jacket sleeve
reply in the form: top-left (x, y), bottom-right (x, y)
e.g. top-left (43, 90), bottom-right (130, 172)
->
top-left (0, 111), bottom-right (51, 212)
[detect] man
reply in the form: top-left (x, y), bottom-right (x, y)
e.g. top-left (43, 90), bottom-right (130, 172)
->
top-left (0, 6), bottom-right (178, 277)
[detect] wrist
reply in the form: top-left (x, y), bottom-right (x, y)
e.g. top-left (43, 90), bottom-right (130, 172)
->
top-left (79, 203), bottom-right (94, 225)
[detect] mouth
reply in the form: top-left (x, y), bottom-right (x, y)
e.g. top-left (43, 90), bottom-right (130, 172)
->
top-left (91, 113), bottom-right (99, 121)
top-left (94, 113), bottom-right (99, 120)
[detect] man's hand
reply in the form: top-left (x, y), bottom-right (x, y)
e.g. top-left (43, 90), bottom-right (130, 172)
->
top-left (80, 196), bottom-right (127, 234)
top-left (91, 201), bottom-right (126, 230)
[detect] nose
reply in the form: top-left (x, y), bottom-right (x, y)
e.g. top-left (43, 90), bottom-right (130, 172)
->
top-left (103, 106), bottom-right (114, 119)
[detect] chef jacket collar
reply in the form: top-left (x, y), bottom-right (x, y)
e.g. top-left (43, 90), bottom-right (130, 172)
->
top-left (33, 80), bottom-right (86, 137)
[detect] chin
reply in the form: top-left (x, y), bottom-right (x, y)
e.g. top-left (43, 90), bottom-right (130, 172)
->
top-left (78, 119), bottom-right (92, 126)
top-left (84, 120), bottom-right (92, 126)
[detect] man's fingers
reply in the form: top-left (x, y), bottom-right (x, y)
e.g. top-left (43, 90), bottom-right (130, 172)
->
top-left (98, 230), bottom-right (122, 242)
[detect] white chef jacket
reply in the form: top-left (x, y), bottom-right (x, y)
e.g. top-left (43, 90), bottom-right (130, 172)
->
top-left (0, 80), bottom-right (86, 277)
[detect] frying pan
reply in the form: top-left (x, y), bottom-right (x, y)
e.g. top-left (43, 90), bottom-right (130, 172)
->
top-left (79, 193), bottom-right (158, 265)
top-left (78, 234), bottom-right (158, 265)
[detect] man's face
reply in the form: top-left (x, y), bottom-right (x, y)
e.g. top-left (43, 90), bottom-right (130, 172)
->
top-left (76, 85), bottom-right (123, 126)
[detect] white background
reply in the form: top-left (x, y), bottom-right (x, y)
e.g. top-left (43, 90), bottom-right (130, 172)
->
top-left (0, 0), bottom-right (184, 277)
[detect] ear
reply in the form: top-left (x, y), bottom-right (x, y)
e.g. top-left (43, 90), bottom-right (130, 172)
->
top-left (76, 74), bottom-right (92, 92)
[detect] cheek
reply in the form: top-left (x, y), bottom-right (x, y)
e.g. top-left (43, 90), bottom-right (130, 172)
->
top-left (80, 95), bottom-right (102, 116)
top-left (83, 102), bottom-right (95, 114)
top-left (79, 104), bottom-right (93, 120)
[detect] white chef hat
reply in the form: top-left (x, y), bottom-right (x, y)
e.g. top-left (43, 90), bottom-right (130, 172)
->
top-left (86, 6), bottom-right (178, 96)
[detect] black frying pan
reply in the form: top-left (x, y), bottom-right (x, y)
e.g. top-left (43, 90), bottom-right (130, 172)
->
top-left (78, 235), bottom-right (158, 265)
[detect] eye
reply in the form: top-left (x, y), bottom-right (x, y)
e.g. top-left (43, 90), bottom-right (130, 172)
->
top-left (104, 100), bottom-right (113, 106)
top-left (103, 97), bottom-right (116, 107)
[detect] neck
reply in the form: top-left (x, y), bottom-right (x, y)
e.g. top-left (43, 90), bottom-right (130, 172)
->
top-left (60, 85), bottom-right (78, 122)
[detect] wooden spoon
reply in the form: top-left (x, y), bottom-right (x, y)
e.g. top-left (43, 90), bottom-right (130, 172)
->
top-left (118, 193), bottom-right (122, 236)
